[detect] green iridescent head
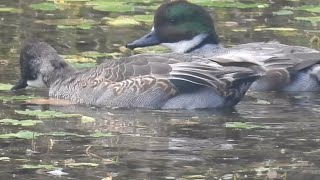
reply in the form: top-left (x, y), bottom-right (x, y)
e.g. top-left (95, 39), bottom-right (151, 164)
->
top-left (154, 0), bottom-right (217, 42)
top-left (126, 1), bottom-right (219, 50)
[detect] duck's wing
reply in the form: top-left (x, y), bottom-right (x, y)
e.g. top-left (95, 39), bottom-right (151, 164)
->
top-left (231, 41), bottom-right (320, 70)
top-left (207, 42), bottom-right (320, 72)
top-left (83, 53), bottom-right (222, 83)
top-left (261, 53), bottom-right (320, 72)
top-left (78, 54), bottom-right (257, 93)
top-left (99, 61), bottom-right (259, 108)
top-left (231, 41), bottom-right (319, 55)
top-left (167, 62), bottom-right (259, 95)
top-left (203, 42), bottom-right (320, 90)
top-left (93, 53), bottom-right (258, 95)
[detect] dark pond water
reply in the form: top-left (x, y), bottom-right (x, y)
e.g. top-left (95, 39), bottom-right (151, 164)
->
top-left (1, 0), bottom-right (320, 179)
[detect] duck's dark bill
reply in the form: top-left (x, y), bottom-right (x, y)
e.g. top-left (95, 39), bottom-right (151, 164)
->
top-left (11, 79), bottom-right (27, 91)
top-left (126, 30), bottom-right (161, 50)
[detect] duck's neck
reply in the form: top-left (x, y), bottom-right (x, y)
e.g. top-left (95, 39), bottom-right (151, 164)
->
top-left (26, 64), bottom-right (76, 89)
top-left (161, 33), bottom-right (222, 53)
top-left (44, 61), bottom-right (76, 88)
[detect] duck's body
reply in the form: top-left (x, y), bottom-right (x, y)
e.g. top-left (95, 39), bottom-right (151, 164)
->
top-left (12, 42), bottom-right (259, 109)
top-left (126, 0), bottom-right (320, 92)
top-left (204, 42), bottom-right (320, 91)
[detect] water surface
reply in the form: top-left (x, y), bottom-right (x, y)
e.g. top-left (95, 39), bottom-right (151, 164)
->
top-left (1, 0), bottom-right (320, 179)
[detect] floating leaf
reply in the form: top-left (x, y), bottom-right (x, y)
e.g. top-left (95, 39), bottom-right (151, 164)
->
top-left (296, 5), bottom-right (320, 13)
top-left (15, 159), bottom-right (30, 162)
top-left (21, 164), bottom-right (57, 170)
top-left (0, 95), bottom-right (38, 102)
top-left (89, 131), bottom-right (113, 138)
top-left (0, 157), bottom-right (10, 161)
top-left (0, 59), bottom-right (9, 65)
top-left (256, 100), bottom-right (271, 105)
top-left (30, 3), bottom-right (60, 11)
top-left (56, 25), bottom-right (75, 29)
top-left (62, 55), bottom-right (96, 63)
top-left (62, 55), bottom-right (97, 68)
top-left (182, 174), bottom-right (206, 179)
top-left (0, 119), bottom-right (43, 126)
top-left (0, 7), bottom-right (22, 13)
top-left (133, 14), bottom-right (153, 24)
top-left (272, 30), bottom-right (300, 37)
top-left (101, 176), bottom-right (113, 180)
top-left (25, 98), bottom-right (76, 105)
top-left (57, 23), bottom-right (93, 30)
top-left (169, 119), bottom-right (200, 126)
top-left (273, 9), bottom-right (294, 16)
top-left (88, 0), bottom-right (159, 3)
top-left (0, 130), bottom-right (87, 139)
top-left (103, 16), bottom-right (141, 27)
top-left (295, 16), bottom-right (320, 26)
top-left (77, 23), bottom-right (93, 29)
top-left (48, 0), bottom-right (90, 2)
top-left (70, 62), bottom-right (97, 69)
top-left (90, 2), bottom-right (133, 13)
top-left (231, 28), bottom-right (248, 32)
top-left (190, 0), bottom-right (269, 9)
top-left (81, 116), bottom-right (96, 123)
top-left (15, 109), bottom-right (82, 119)
top-left (0, 83), bottom-right (13, 91)
top-left (35, 19), bottom-right (97, 26)
top-left (225, 122), bottom-right (269, 129)
top-left (26, 149), bottom-right (39, 156)
top-left (100, 52), bottom-right (123, 59)
top-left (46, 131), bottom-right (85, 137)
top-left (65, 162), bottom-right (99, 167)
top-left (133, 46), bottom-right (169, 54)
top-left (64, 52), bottom-right (124, 63)
top-left (0, 131), bottom-right (42, 139)
top-left (80, 51), bottom-right (113, 58)
top-left (254, 27), bottom-right (297, 31)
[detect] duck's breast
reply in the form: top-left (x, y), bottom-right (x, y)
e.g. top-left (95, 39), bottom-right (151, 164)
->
top-left (162, 87), bottom-right (225, 109)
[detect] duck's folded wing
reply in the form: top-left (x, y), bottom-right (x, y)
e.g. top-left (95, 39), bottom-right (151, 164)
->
top-left (207, 42), bottom-right (320, 73)
top-left (87, 55), bottom-right (259, 95)
top-left (167, 63), bottom-right (260, 96)
top-left (277, 53), bottom-right (320, 73)
top-left (89, 53), bottom-right (221, 83)
top-left (231, 41), bottom-right (319, 55)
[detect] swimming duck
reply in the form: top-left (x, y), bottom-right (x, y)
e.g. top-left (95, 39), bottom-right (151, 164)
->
top-left (126, 0), bottom-right (320, 91)
top-left (11, 42), bottom-right (260, 109)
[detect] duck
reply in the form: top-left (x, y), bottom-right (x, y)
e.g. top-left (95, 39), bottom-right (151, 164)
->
top-left (11, 41), bottom-right (260, 109)
top-left (126, 0), bottom-right (320, 92)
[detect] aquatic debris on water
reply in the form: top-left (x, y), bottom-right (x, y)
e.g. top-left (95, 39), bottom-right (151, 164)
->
top-left (20, 164), bottom-right (57, 170)
top-left (225, 122), bottom-right (270, 129)
top-left (0, 83), bottom-right (13, 91)
top-left (15, 109), bottom-right (82, 119)
top-left (47, 168), bottom-right (69, 176)
top-left (0, 119), bottom-right (43, 126)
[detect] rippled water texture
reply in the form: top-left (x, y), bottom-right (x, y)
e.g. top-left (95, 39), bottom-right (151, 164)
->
top-left (1, 0), bottom-right (320, 179)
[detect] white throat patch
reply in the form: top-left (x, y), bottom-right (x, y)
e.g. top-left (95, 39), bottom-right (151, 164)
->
top-left (27, 75), bottom-right (47, 88)
top-left (161, 34), bottom-right (208, 53)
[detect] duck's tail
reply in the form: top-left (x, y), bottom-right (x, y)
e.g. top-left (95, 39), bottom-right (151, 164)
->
top-left (223, 71), bottom-right (261, 107)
